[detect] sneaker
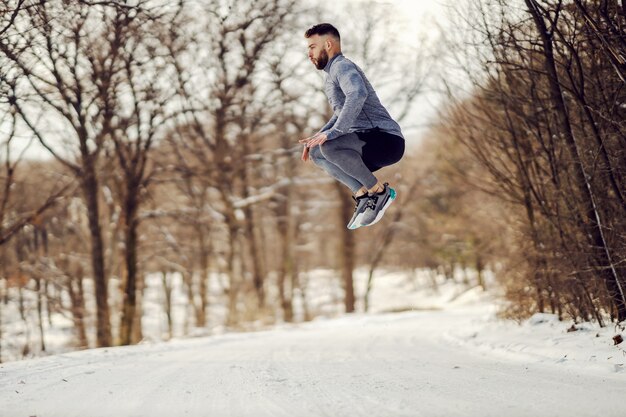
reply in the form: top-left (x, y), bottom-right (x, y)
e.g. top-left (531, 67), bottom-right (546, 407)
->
top-left (347, 194), bottom-right (370, 229)
top-left (359, 183), bottom-right (396, 227)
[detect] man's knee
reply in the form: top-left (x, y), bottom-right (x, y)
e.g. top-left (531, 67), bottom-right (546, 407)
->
top-left (309, 145), bottom-right (324, 165)
top-left (309, 145), bottom-right (328, 169)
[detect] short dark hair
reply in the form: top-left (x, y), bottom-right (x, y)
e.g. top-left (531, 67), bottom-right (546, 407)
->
top-left (304, 23), bottom-right (340, 40)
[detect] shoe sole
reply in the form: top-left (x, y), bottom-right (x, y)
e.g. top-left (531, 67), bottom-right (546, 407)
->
top-left (348, 211), bottom-right (366, 229)
top-left (364, 187), bottom-right (396, 227)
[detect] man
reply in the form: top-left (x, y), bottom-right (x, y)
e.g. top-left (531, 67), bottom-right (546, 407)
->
top-left (300, 23), bottom-right (405, 229)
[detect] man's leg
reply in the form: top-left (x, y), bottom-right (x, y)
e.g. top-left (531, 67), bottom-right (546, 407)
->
top-left (317, 133), bottom-right (379, 191)
top-left (309, 141), bottom-right (376, 229)
top-left (354, 130), bottom-right (405, 227)
top-left (309, 144), bottom-right (364, 193)
top-left (309, 131), bottom-right (402, 228)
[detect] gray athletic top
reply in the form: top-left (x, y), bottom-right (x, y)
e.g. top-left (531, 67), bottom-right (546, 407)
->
top-left (319, 53), bottom-right (404, 140)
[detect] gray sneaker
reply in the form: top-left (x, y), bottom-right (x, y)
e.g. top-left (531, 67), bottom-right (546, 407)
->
top-left (347, 194), bottom-right (370, 229)
top-left (359, 183), bottom-right (397, 227)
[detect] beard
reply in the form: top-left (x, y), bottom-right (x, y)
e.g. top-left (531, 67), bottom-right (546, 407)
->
top-left (313, 49), bottom-right (329, 70)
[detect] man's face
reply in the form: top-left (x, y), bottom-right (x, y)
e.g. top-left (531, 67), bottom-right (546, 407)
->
top-left (307, 34), bottom-right (329, 70)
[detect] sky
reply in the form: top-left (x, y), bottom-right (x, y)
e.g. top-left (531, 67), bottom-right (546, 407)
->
top-left (374, 0), bottom-right (448, 41)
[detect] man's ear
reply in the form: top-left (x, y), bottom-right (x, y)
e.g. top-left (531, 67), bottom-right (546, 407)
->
top-left (325, 38), bottom-right (332, 51)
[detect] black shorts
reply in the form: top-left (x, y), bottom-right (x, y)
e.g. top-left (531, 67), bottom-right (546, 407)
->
top-left (355, 128), bottom-right (405, 172)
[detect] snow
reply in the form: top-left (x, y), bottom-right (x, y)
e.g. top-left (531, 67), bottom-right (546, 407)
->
top-left (1, 272), bottom-right (625, 417)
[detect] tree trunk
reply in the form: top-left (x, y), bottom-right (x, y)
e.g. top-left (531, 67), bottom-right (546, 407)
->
top-left (45, 280), bottom-right (53, 327)
top-left (35, 277), bottom-right (45, 352)
top-left (225, 222), bottom-right (240, 327)
top-left (476, 256), bottom-right (486, 290)
top-left (119, 188), bottom-right (139, 346)
top-left (277, 223), bottom-right (294, 322)
top-left (197, 230), bottom-right (209, 328)
top-left (243, 204), bottom-right (265, 309)
top-left (240, 127), bottom-right (265, 310)
top-left (336, 183), bottom-right (355, 313)
top-left (81, 166), bottom-right (112, 346)
top-left (363, 194), bottom-right (407, 311)
top-left (161, 271), bottom-right (173, 339)
top-left (181, 271), bottom-right (194, 334)
top-left (32, 227), bottom-right (46, 352)
top-left (68, 272), bottom-right (88, 349)
top-left (276, 182), bottom-right (295, 322)
top-left (132, 272), bottom-right (144, 344)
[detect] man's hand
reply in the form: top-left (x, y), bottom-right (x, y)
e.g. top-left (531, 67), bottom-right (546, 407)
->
top-left (301, 146), bottom-right (310, 162)
top-left (299, 132), bottom-right (328, 149)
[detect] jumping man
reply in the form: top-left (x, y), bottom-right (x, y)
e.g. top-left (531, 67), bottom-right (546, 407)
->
top-left (300, 23), bottom-right (405, 229)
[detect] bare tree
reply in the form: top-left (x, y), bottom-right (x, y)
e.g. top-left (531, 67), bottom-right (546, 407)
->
top-left (108, 2), bottom-right (184, 346)
top-left (525, 0), bottom-right (625, 321)
top-left (0, 1), bottom-right (122, 346)
top-left (0, 0), bottom-right (27, 37)
top-left (167, 0), bottom-right (300, 326)
top-left (437, 0), bottom-right (626, 323)
top-left (0, 0), bottom-right (186, 345)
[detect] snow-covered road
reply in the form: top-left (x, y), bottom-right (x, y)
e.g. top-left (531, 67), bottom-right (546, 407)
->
top-left (1, 301), bottom-right (625, 417)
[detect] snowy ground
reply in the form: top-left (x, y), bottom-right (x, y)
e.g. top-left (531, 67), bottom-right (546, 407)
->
top-left (1, 279), bottom-right (625, 417)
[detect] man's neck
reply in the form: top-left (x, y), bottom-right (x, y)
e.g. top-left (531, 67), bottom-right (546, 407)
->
top-left (328, 49), bottom-right (340, 59)
top-left (324, 51), bottom-right (343, 72)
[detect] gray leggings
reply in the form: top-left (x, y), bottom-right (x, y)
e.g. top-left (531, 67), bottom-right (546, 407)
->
top-left (309, 130), bottom-right (404, 193)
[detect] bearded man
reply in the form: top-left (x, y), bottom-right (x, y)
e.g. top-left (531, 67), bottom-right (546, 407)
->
top-left (300, 23), bottom-right (405, 229)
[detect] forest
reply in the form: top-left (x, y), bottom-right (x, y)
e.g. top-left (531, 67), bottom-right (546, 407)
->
top-left (0, 0), bottom-right (624, 362)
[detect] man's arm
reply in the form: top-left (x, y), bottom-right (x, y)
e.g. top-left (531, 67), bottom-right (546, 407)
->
top-left (324, 62), bottom-right (368, 140)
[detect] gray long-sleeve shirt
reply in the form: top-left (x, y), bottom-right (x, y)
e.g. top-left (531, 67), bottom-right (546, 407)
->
top-left (320, 53), bottom-right (403, 140)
